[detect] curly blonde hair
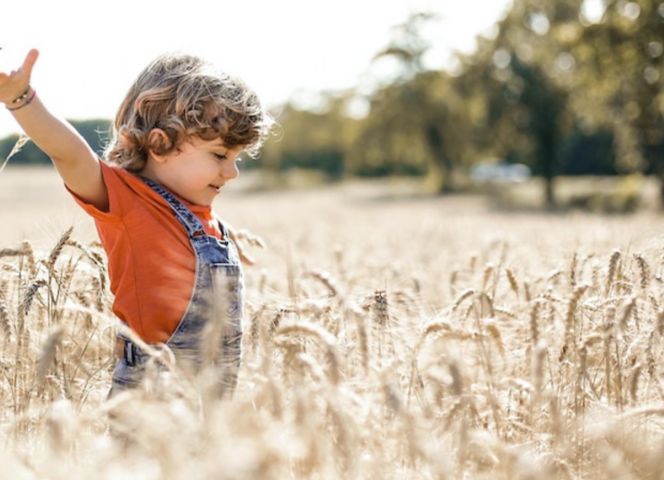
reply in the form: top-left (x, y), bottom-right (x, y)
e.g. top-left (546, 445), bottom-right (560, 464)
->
top-left (104, 53), bottom-right (274, 172)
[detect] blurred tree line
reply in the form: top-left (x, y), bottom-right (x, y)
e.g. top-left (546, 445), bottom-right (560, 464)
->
top-left (260, 0), bottom-right (663, 208)
top-left (1, 0), bottom-right (661, 209)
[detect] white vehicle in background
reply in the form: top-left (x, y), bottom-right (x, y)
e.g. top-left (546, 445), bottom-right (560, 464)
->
top-left (470, 161), bottom-right (531, 184)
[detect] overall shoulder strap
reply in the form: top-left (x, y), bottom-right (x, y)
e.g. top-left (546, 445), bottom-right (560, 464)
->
top-left (139, 176), bottom-right (207, 239)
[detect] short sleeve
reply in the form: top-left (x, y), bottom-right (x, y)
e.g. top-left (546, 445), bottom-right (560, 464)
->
top-left (64, 160), bottom-right (125, 223)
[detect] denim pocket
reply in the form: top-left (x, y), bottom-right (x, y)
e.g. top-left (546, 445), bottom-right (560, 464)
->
top-left (111, 357), bottom-right (145, 390)
top-left (209, 264), bottom-right (243, 323)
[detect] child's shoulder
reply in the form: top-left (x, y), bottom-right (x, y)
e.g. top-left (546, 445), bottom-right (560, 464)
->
top-left (86, 160), bottom-right (154, 217)
top-left (99, 159), bottom-right (145, 187)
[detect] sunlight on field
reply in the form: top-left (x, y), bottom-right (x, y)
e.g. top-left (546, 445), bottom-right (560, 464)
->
top-left (2, 166), bottom-right (664, 478)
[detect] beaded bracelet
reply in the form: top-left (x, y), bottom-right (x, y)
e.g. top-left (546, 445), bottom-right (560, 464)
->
top-left (6, 87), bottom-right (36, 112)
top-left (10, 87), bottom-right (31, 105)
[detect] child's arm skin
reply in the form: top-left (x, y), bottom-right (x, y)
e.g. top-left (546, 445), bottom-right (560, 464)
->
top-left (0, 49), bottom-right (109, 211)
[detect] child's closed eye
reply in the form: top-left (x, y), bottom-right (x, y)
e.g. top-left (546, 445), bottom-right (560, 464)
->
top-left (213, 152), bottom-right (244, 163)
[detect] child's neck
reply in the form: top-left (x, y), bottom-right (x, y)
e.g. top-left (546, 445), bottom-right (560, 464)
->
top-left (138, 162), bottom-right (160, 184)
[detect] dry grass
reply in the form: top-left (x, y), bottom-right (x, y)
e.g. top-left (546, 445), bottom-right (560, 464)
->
top-left (3, 166), bottom-right (664, 478)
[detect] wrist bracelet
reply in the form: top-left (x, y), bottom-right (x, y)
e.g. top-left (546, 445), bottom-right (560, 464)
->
top-left (10, 87), bottom-right (31, 105)
top-left (6, 88), bottom-right (37, 112)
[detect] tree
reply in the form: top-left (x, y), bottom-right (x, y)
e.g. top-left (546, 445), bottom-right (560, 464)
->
top-left (362, 12), bottom-right (474, 191)
top-left (453, 0), bottom-right (581, 208)
top-left (569, 0), bottom-right (664, 204)
top-left (257, 91), bottom-right (361, 178)
top-left (488, 55), bottom-right (573, 207)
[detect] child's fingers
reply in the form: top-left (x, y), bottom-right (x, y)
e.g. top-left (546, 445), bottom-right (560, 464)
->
top-left (21, 49), bottom-right (39, 79)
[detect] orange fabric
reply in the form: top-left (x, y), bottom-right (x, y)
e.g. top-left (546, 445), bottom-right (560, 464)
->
top-left (65, 160), bottom-right (222, 344)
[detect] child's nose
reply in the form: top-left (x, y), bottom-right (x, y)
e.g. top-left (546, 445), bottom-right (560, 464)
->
top-left (221, 160), bottom-right (240, 180)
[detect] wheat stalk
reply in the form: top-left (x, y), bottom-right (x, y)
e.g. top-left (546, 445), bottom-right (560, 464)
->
top-left (372, 290), bottom-right (389, 326)
top-left (36, 326), bottom-right (65, 382)
top-left (606, 250), bottom-right (622, 295)
top-left (19, 241), bottom-right (37, 279)
top-left (530, 299), bottom-right (541, 346)
top-left (0, 134), bottom-right (30, 175)
top-left (630, 364), bottom-right (642, 403)
top-left (46, 227), bottom-right (74, 274)
top-left (0, 297), bottom-right (10, 340)
top-left (452, 289), bottom-right (475, 313)
top-left (482, 263), bottom-right (494, 291)
top-left (0, 248), bottom-right (27, 258)
top-left (505, 268), bottom-right (519, 297)
top-left (633, 253), bottom-right (650, 290)
top-left (561, 285), bottom-right (589, 362)
top-left (347, 304), bottom-right (369, 373)
top-left (619, 296), bottom-right (636, 333)
top-left (604, 305), bottom-right (616, 405)
top-left (306, 269), bottom-right (339, 297)
top-left (570, 252), bottom-right (578, 288)
top-left (276, 321), bottom-right (339, 385)
top-left (233, 228), bottom-right (266, 248)
top-left (20, 279), bottom-right (47, 319)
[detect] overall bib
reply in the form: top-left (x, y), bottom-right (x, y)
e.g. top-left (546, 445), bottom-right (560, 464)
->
top-left (108, 176), bottom-right (244, 398)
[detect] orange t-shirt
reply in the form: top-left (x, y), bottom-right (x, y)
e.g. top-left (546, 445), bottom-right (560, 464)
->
top-left (65, 160), bottom-right (223, 344)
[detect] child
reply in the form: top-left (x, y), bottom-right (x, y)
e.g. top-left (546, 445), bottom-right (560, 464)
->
top-left (0, 49), bottom-right (274, 398)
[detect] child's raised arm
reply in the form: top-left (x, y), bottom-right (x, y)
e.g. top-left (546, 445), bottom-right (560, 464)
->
top-left (0, 49), bottom-right (109, 211)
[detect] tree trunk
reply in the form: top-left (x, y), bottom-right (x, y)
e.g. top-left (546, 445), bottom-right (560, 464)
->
top-left (644, 142), bottom-right (664, 209)
top-left (539, 128), bottom-right (558, 210)
top-left (425, 123), bottom-right (455, 193)
top-left (658, 175), bottom-right (664, 209)
top-left (544, 176), bottom-right (556, 210)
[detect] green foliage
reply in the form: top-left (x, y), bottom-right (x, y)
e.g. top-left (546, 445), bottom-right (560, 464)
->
top-left (560, 127), bottom-right (617, 175)
top-left (567, 174), bottom-right (643, 213)
top-left (258, 97), bottom-right (362, 180)
top-left (572, 0), bottom-right (664, 175)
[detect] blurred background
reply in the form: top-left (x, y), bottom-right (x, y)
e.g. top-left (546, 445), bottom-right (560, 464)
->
top-left (1, 0), bottom-right (663, 213)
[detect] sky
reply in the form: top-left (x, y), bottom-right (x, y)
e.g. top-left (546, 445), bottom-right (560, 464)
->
top-left (0, 0), bottom-right (512, 139)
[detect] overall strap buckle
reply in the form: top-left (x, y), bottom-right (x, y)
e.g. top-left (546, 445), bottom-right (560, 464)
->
top-left (114, 337), bottom-right (141, 366)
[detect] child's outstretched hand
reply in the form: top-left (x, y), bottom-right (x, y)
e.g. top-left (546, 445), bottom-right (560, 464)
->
top-left (0, 49), bottom-right (39, 106)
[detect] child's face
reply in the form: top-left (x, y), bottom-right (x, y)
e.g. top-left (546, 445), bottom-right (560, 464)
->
top-left (148, 136), bottom-right (242, 206)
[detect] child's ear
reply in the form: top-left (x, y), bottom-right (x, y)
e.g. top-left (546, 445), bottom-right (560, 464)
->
top-left (147, 128), bottom-right (172, 161)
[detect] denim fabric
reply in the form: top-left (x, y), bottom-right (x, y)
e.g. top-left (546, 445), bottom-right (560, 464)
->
top-left (108, 176), bottom-right (243, 398)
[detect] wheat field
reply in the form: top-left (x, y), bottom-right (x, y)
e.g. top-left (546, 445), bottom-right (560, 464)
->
top-left (2, 166), bottom-right (664, 479)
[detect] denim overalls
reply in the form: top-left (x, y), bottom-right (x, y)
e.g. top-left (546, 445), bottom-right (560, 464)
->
top-left (107, 176), bottom-right (244, 398)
